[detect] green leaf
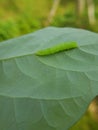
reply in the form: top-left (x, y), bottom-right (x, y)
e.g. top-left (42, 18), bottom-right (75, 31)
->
top-left (0, 27), bottom-right (98, 130)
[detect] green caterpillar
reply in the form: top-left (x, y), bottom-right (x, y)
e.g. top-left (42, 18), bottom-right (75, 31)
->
top-left (35, 41), bottom-right (77, 56)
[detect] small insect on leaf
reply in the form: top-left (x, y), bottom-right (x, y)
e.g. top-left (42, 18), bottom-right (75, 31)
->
top-left (35, 41), bottom-right (78, 56)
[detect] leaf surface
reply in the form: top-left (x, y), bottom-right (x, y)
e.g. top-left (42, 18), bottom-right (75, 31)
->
top-left (0, 27), bottom-right (98, 130)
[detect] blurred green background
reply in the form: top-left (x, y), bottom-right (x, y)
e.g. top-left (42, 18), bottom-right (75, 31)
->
top-left (0, 0), bottom-right (98, 42)
top-left (0, 0), bottom-right (98, 129)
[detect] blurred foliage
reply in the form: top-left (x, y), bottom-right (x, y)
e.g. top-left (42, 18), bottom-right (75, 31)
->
top-left (0, 0), bottom-right (98, 130)
top-left (0, 0), bottom-right (51, 41)
top-left (70, 111), bottom-right (98, 130)
top-left (0, 0), bottom-right (98, 41)
top-left (0, 17), bottom-right (42, 41)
